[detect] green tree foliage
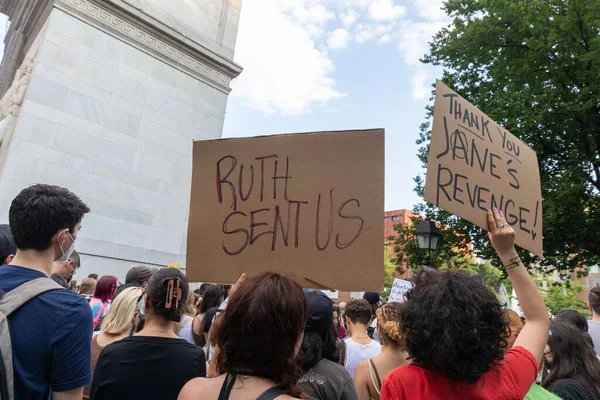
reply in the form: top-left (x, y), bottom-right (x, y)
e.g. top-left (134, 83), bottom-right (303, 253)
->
top-left (542, 281), bottom-right (588, 315)
top-left (391, 215), bottom-right (471, 274)
top-left (391, 217), bottom-right (512, 296)
top-left (414, 0), bottom-right (600, 274)
top-left (384, 244), bottom-right (397, 295)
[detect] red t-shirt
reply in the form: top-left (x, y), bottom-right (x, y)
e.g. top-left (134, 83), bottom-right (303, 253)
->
top-left (380, 346), bottom-right (537, 400)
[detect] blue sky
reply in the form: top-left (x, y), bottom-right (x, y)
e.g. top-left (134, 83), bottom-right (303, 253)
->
top-left (223, 0), bottom-right (448, 211)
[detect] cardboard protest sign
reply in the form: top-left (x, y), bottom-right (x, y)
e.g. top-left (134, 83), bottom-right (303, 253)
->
top-left (187, 129), bottom-right (384, 291)
top-left (388, 278), bottom-right (412, 303)
top-left (424, 81), bottom-right (543, 257)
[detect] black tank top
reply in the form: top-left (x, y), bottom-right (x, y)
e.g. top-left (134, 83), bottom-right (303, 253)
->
top-left (217, 374), bottom-right (285, 400)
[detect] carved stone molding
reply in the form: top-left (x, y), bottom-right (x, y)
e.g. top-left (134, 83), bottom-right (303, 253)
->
top-left (0, 0), bottom-right (53, 98)
top-left (54, 0), bottom-right (242, 93)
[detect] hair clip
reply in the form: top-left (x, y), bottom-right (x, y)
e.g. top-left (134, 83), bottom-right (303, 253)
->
top-left (165, 279), bottom-right (182, 310)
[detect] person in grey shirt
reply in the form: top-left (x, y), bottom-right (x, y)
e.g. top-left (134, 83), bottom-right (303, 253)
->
top-left (297, 290), bottom-right (359, 400)
top-left (588, 287), bottom-right (600, 355)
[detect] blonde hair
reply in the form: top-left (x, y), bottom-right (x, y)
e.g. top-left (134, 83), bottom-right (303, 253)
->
top-left (79, 277), bottom-right (97, 296)
top-left (173, 294), bottom-right (196, 334)
top-left (503, 309), bottom-right (523, 351)
top-left (183, 293), bottom-right (196, 317)
top-left (376, 302), bottom-right (404, 346)
top-left (101, 287), bottom-right (143, 335)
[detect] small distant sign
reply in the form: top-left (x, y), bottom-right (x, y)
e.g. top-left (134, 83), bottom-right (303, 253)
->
top-left (388, 278), bottom-right (412, 302)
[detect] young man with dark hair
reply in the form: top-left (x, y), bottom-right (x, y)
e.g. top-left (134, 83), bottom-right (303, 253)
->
top-left (588, 287), bottom-right (600, 355)
top-left (52, 250), bottom-right (81, 283)
top-left (0, 224), bottom-right (16, 265)
top-left (0, 184), bottom-right (92, 399)
top-left (341, 299), bottom-right (381, 379)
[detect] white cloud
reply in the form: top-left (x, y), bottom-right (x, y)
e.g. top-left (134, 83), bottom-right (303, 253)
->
top-left (411, 72), bottom-right (430, 100)
top-left (378, 34), bottom-right (392, 44)
top-left (328, 28), bottom-right (350, 50)
top-left (354, 23), bottom-right (393, 44)
top-left (411, 0), bottom-right (447, 21)
top-left (341, 10), bottom-right (359, 27)
top-left (397, 20), bottom-right (446, 65)
top-left (354, 24), bottom-right (376, 44)
top-left (231, 0), bottom-right (346, 115)
top-left (285, 2), bottom-right (335, 25)
top-left (394, 1), bottom-right (450, 100)
top-left (368, 0), bottom-right (406, 21)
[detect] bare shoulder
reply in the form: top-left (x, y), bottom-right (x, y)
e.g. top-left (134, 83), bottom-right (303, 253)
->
top-left (178, 377), bottom-right (219, 400)
top-left (354, 359), bottom-right (369, 381)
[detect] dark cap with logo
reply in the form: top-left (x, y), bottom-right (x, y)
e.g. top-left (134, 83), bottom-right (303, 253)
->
top-left (363, 292), bottom-right (381, 305)
top-left (0, 225), bottom-right (16, 264)
top-left (305, 290), bottom-right (334, 333)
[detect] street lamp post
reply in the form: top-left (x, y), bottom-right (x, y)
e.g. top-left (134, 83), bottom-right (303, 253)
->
top-left (415, 216), bottom-right (442, 268)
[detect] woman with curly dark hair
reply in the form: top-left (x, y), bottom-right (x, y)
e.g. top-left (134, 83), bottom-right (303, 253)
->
top-left (381, 209), bottom-right (550, 399)
top-left (178, 272), bottom-right (308, 399)
top-left (542, 320), bottom-right (600, 399)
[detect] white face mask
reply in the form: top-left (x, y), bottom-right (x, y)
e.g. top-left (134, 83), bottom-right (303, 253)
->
top-left (56, 231), bottom-right (75, 262)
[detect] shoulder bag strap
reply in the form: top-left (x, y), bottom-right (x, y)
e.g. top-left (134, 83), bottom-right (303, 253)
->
top-left (0, 278), bottom-right (63, 400)
top-left (339, 340), bottom-right (347, 366)
top-left (368, 359), bottom-right (382, 395)
top-left (256, 386), bottom-right (285, 400)
top-left (218, 373), bottom-right (237, 400)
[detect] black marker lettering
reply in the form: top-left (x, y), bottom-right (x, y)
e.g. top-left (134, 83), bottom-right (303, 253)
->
top-left (504, 200), bottom-right (518, 225)
top-left (518, 207), bottom-right (531, 234)
top-left (216, 156), bottom-right (237, 210)
top-left (238, 164), bottom-right (254, 202)
top-left (290, 200), bottom-right (309, 248)
top-left (443, 93), bottom-right (458, 115)
top-left (250, 208), bottom-right (273, 245)
top-left (222, 211), bottom-right (248, 255)
top-left (477, 187), bottom-right (490, 211)
top-left (272, 204), bottom-right (290, 251)
top-left (255, 154), bottom-right (277, 202)
top-left (508, 168), bottom-right (520, 189)
top-left (453, 173), bottom-right (467, 205)
top-left (489, 153), bottom-right (501, 179)
top-left (466, 182), bottom-right (478, 208)
top-left (336, 199), bottom-right (364, 249)
top-left (315, 189), bottom-right (334, 251)
top-left (436, 164), bottom-right (453, 204)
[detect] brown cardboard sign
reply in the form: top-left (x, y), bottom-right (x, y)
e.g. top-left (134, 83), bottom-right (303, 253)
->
top-left (424, 81), bottom-right (543, 257)
top-left (187, 129), bottom-right (384, 291)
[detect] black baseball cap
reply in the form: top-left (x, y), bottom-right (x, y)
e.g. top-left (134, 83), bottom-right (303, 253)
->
top-left (305, 290), bottom-right (334, 333)
top-left (0, 225), bottom-right (16, 264)
top-left (363, 292), bottom-right (381, 305)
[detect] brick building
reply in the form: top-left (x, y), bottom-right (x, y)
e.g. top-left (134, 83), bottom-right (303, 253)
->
top-left (573, 264), bottom-right (600, 303)
top-left (384, 209), bottom-right (418, 280)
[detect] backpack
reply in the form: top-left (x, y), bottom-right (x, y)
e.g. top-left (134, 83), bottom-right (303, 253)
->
top-left (0, 278), bottom-right (64, 400)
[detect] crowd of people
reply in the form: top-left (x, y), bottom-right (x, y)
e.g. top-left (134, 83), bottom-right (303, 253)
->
top-left (1, 184), bottom-right (600, 399)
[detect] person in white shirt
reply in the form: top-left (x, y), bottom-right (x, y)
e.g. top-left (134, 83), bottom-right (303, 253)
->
top-left (340, 299), bottom-right (382, 379)
top-left (588, 287), bottom-right (600, 356)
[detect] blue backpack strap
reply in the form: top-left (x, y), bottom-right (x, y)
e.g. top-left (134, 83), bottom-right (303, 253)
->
top-left (0, 278), bottom-right (64, 400)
